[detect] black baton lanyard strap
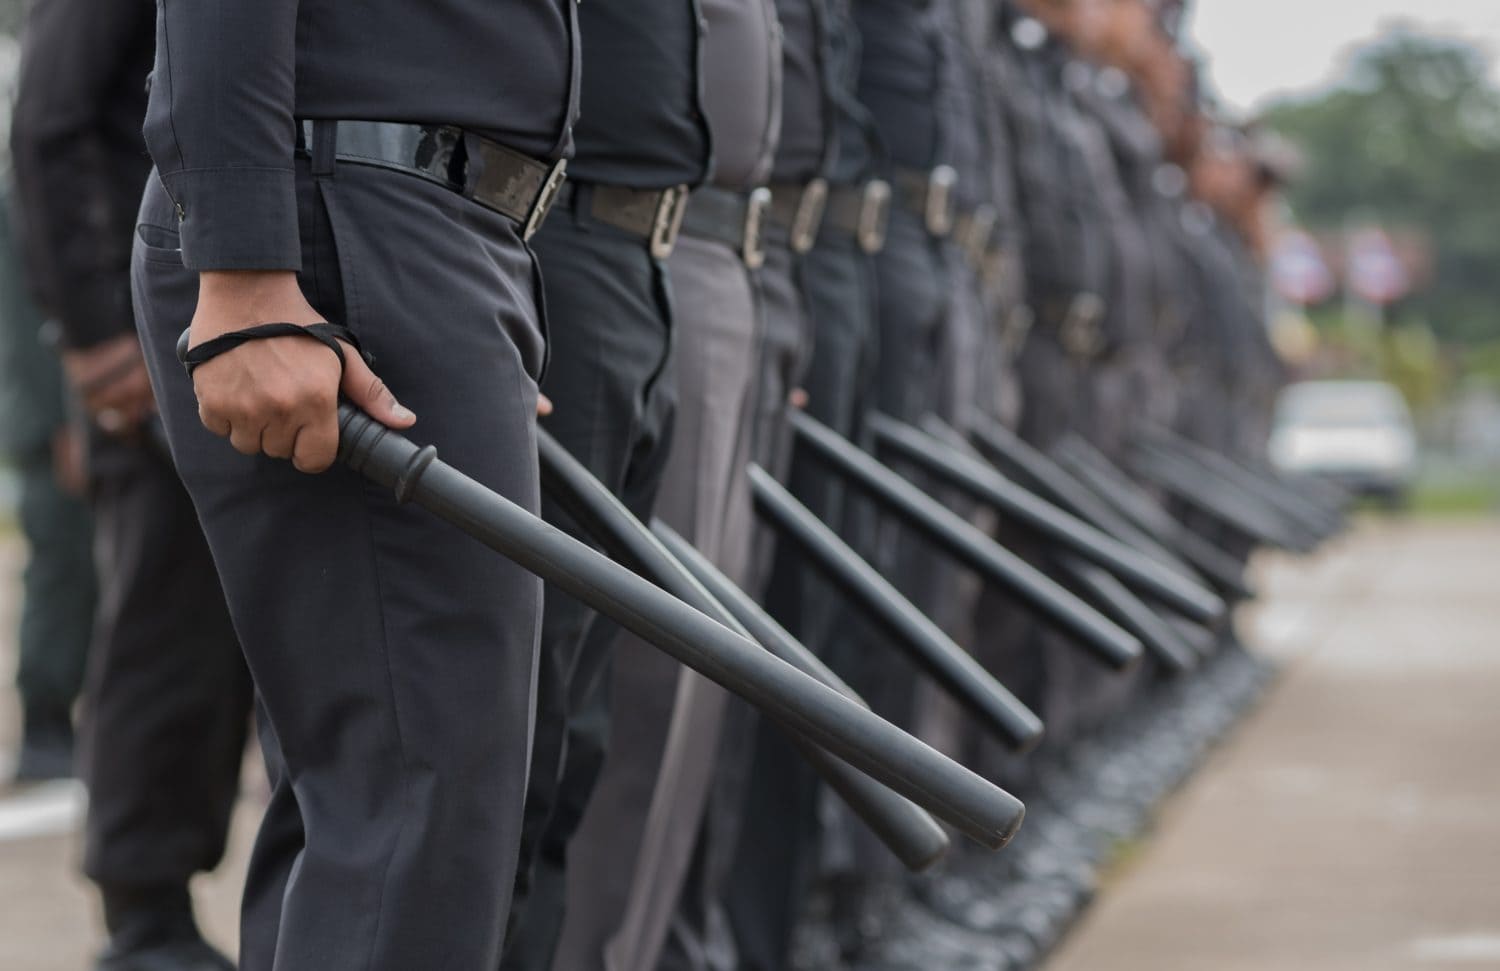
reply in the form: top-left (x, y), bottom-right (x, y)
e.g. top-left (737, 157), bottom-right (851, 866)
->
top-left (178, 322), bottom-right (368, 378)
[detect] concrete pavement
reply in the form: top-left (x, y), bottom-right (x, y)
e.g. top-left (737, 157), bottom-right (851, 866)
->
top-left (0, 519), bottom-right (1495, 969)
top-left (1046, 518), bottom-right (1500, 971)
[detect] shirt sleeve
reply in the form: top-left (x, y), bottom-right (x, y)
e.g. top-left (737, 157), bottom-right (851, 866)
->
top-left (9, 0), bottom-right (151, 348)
top-left (145, 0), bottom-right (302, 272)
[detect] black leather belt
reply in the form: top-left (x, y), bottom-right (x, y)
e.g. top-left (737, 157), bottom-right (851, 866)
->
top-left (766, 179), bottom-right (828, 254)
top-left (679, 185), bottom-right (773, 268)
top-left (552, 181), bottom-right (691, 258)
top-left (296, 119), bottom-right (567, 241)
top-left (892, 165), bottom-right (958, 238)
top-left (819, 180), bottom-right (892, 254)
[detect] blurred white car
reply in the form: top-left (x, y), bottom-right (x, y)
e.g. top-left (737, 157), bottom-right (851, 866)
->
top-left (1269, 380), bottom-right (1418, 501)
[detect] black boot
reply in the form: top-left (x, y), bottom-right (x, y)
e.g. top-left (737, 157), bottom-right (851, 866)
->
top-left (95, 886), bottom-right (235, 971)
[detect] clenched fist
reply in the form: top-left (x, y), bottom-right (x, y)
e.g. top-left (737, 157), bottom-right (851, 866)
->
top-left (187, 271), bottom-right (416, 472)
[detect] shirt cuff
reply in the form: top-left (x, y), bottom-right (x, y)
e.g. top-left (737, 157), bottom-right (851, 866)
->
top-left (161, 167), bottom-right (302, 272)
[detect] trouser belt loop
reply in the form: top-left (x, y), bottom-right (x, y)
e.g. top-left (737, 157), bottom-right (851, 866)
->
top-left (309, 120), bottom-right (338, 178)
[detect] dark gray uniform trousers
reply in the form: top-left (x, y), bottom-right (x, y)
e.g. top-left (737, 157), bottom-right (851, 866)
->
top-left (729, 231), bottom-right (879, 971)
top-left (133, 158), bottom-right (546, 971)
top-left (502, 200), bottom-right (678, 971)
top-left (909, 248), bottom-right (995, 758)
top-left (552, 232), bottom-right (757, 971)
top-left (821, 209), bottom-right (950, 883)
top-left (1011, 327), bottom-right (1095, 752)
top-left (659, 235), bottom-right (819, 971)
top-left (12, 451), bottom-right (95, 733)
top-left (78, 434), bottom-right (251, 904)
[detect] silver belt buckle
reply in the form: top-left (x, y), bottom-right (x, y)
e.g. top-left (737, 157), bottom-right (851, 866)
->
top-left (1003, 303), bottom-right (1035, 358)
top-left (858, 180), bottom-right (892, 254)
top-left (649, 185), bottom-right (691, 259)
top-left (962, 204), bottom-right (998, 266)
top-left (925, 165), bottom-right (958, 238)
top-left (742, 187), bottom-right (772, 269)
top-left (523, 158), bottom-right (569, 241)
top-left (1060, 292), bottom-right (1106, 359)
top-left (789, 178), bottom-right (828, 255)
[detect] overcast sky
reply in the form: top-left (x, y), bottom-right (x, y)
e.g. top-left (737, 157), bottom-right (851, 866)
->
top-left (1187, 0), bottom-right (1500, 114)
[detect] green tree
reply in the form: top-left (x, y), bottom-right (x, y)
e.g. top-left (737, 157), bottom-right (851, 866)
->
top-left (1266, 28), bottom-right (1500, 346)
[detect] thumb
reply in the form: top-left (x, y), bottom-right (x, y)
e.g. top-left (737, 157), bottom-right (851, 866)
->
top-left (340, 350), bottom-right (417, 429)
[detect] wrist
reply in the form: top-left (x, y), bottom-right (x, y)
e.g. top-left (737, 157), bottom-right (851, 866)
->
top-left (194, 271), bottom-right (322, 340)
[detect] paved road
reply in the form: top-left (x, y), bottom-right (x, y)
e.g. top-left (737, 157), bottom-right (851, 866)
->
top-left (1047, 519), bottom-right (1500, 971)
top-left (0, 520), bottom-right (1495, 969)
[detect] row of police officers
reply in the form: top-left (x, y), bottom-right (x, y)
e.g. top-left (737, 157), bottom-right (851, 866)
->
top-left (2, 0), bottom-right (1291, 969)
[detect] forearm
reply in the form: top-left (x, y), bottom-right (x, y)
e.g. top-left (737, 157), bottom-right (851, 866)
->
top-left (147, 0), bottom-right (302, 271)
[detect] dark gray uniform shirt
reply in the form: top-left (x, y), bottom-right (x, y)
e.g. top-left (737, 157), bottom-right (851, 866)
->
top-left (823, 0), bottom-right (883, 185)
top-left (700, 0), bottom-right (782, 189)
top-left (146, 0), bottom-right (579, 271)
top-left (772, 0), bottom-right (833, 181)
top-left (933, 0), bottom-right (985, 208)
top-left (855, 0), bottom-right (943, 171)
top-left (572, 0), bottom-right (711, 187)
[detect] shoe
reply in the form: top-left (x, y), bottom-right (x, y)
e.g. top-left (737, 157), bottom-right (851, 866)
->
top-left (94, 938), bottom-right (236, 971)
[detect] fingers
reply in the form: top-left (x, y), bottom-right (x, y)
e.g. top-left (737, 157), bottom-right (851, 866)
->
top-left (291, 411), bottom-right (340, 474)
top-left (537, 392), bottom-right (554, 417)
top-left (261, 417), bottom-right (300, 460)
top-left (228, 417), bottom-right (269, 456)
top-left (341, 350), bottom-right (416, 429)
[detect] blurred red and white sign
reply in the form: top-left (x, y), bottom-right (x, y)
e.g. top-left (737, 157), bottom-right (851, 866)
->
top-left (1346, 228), bottom-right (1410, 306)
top-left (1272, 229), bottom-right (1335, 306)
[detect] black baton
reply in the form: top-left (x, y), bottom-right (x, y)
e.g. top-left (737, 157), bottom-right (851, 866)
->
top-left (650, 521), bottom-right (953, 870)
top-left (870, 414), bottom-right (1225, 624)
top-left (789, 412), bottom-right (1142, 671)
top-left (535, 430), bottom-right (951, 870)
top-left (336, 405), bottom-right (1024, 848)
top-left (971, 418), bottom-right (1257, 601)
top-left (748, 465), bottom-right (1045, 752)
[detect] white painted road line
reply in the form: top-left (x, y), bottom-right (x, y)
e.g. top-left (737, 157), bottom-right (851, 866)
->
top-left (0, 781), bottom-right (86, 843)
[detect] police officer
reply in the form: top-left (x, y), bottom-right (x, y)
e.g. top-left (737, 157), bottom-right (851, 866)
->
top-left (498, 3), bottom-right (710, 969)
top-left (0, 188), bottom-right (94, 786)
top-left (129, 1), bottom-right (578, 967)
top-left (11, 3), bottom-right (252, 966)
top-left (551, 2), bottom-right (781, 967)
top-left (662, 0), bottom-right (829, 961)
top-left (814, 0), bottom-right (967, 952)
top-left (729, 1), bottom-right (894, 963)
top-left (991, 0), bottom-right (1118, 756)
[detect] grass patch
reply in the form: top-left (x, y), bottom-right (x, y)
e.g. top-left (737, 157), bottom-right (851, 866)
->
top-left (1407, 462), bottom-right (1500, 516)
